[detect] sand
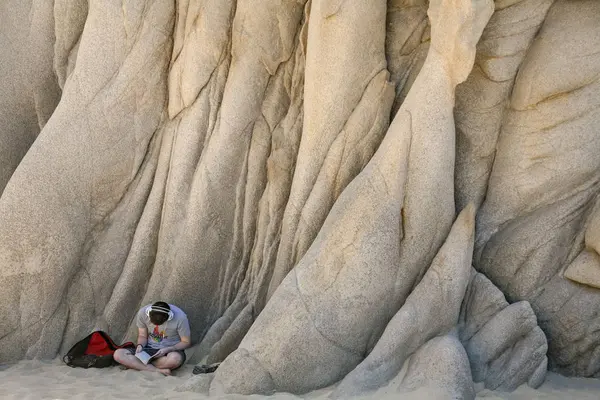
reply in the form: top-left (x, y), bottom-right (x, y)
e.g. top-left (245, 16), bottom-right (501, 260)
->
top-left (1, 359), bottom-right (600, 400)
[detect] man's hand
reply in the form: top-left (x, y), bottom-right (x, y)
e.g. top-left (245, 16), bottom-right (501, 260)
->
top-left (135, 344), bottom-right (143, 354)
top-left (155, 347), bottom-right (172, 357)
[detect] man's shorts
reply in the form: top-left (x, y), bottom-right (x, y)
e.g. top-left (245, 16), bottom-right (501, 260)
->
top-left (128, 346), bottom-right (187, 370)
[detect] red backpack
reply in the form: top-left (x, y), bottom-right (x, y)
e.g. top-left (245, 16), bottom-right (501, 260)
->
top-left (63, 331), bottom-right (135, 368)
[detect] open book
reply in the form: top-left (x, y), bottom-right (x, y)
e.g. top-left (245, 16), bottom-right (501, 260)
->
top-left (135, 351), bottom-right (159, 365)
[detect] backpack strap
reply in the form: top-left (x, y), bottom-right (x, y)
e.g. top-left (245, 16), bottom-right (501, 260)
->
top-left (96, 331), bottom-right (135, 349)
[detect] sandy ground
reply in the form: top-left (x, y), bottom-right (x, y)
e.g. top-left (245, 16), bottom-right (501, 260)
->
top-left (2, 359), bottom-right (600, 400)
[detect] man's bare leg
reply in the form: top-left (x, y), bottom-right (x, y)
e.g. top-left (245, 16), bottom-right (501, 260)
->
top-left (113, 349), bottom-right (172, 376)
top-left (152, 352), bottom-right (184, 371)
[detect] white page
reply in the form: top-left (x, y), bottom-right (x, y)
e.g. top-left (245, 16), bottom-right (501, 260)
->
top-left (135, 351), bottom-right (153, 365)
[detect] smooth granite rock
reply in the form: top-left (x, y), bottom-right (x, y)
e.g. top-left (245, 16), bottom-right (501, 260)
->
top-left (459, 270), bottom-right (548, 390)
top-left (1, 0), bottom-right (599, 396)
top-left (398, 335), bottom-right (475, 400)
top-left (475, 0), bottom-right (600, 376)
top-left (332, 204), bottom-right (476, 398)
top-left (212, 0), bottom-right (493, 393)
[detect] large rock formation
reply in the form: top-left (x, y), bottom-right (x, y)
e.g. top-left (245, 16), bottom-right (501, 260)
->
top-left (1, 0), bottom-right (599, 396)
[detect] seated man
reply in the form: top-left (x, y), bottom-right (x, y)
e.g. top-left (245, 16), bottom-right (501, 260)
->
top-left (114, 301), bottom-right (191, 375)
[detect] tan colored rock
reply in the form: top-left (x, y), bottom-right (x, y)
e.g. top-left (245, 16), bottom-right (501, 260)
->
top-left (454, 0), bottom-right (553, 211)
top-left (0, 0), bottom-right (61, 195)
top-left (211, 100), bottom-right (412, 394)
top-left (465, 302), bottom-right (547, 389)
top-left (459, 270), bottom-right (507, 342)
top-left (565, 201), bottom-right (600, 287)
top-left (385, 0), bottom-right (430, 116)
top-left (459, 270), bottom-right (548, 390)
top-left (211, 0), bottom-right (493, 393)
top-left (0, 0), bottom-right (174, 360)
top-left (174, 373), bottom-right (214, 394)
top-left (332, 204), bottom-right (476, 398)
top-left (267, 0), bottom-right (394, 300)
top-left (475, 0), bottom-right (600, 376)
top-left (167, 0), bottom-right (235, 118)
top-left (53, 0), bottom-right (88, 89)
top-left (4, 0), bottom-right (600, 394)
top-left (398, 335), bottom-right (475, 400)
top-left (564, 250), bottom-right (600, 289)
top-left (139, 0), bottom-right (308, 344)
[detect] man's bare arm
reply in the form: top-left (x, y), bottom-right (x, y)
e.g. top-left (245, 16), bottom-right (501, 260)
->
top-left (166, 336), bottom-right (191, 352)
top-left (137, 327), bottom-right (148, 350)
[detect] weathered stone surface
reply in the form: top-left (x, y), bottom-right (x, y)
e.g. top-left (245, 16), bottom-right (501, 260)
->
top-left (459, 270), bottom-right (507, 343)
top-left (53, 0), bottom-right (88, 90)
top-left (459, 270), bottom-right (548, 390)
top-left (465, 302), bottom-right (547, 389)
top-left (1, 0), bottom-right (599, 396)
top-left (398, 335), bottom-right (475, 400)
top-left (267, 0), bottom-right (394, 302)
top-left (564, 250), bottom-right (600, 289)
top-left (0, 0), bottom-right (61, 195)
top-left (211, 0), bottom-right (493, 393)
top-left (475, 0), bottom-right (600, 376)
top-left (332, 204), bottom-right (476, 398)
top-left (564, 200), bottom-right (600, 288)
top-left (385, 0), bottom-right (429, 116)
top-left (137, 0), bottom-right (308, 348)
top-left (0, 0), bottom-right (174, 360)
top-left (174, 373), bottom-right (214, 394)
top-left (454, 0), bottom-right (553, 210)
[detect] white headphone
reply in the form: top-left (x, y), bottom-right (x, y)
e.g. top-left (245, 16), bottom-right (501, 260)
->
top-left (146, 304), bottom-right (174, 322)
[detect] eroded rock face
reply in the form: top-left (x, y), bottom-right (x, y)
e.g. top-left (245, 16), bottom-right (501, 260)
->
top-left (459, 270), bottom-right (548, 390)
top-left (0, 0), bottom-right (62, 195)
top-left (475, 0), bottom-right (600, 376)
top-left (398, 335), bottom-right (476, 400)
top-left (331, 204), bottom-right (477, 398)
top-left (1, 0), bottom-right (599, 396)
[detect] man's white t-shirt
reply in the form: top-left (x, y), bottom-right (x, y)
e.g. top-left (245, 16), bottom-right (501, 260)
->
top-left (136, 304), bottom-right (191, 349)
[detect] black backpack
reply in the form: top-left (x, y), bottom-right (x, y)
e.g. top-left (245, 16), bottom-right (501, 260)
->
top-left (63, 330), bottom-right (135, 368)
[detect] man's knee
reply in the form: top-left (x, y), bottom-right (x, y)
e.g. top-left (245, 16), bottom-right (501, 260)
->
top-left (113, 348), bottom-right (131, 363)
top-left (163, 351), bottom-right (184, 368)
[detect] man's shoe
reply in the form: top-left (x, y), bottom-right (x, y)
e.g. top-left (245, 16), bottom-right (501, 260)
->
top-left (192, 362), bottom-right (221, 374)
